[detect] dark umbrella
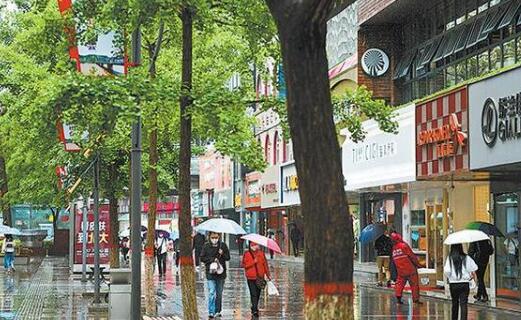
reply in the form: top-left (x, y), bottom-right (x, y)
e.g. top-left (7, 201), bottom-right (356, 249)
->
top-left (466, 221), bottom-right (504, 237)
top-left (359, 223), bottom-right (385, 244)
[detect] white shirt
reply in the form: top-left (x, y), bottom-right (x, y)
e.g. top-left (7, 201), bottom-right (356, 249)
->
top-left (156, 237), bottom-right (167, 255)
top-left (444, 256), bottom-right (478, 283)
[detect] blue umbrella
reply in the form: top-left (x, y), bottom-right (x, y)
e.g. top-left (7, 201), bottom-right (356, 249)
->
top-left (359, 223), bottom-right (385, 244)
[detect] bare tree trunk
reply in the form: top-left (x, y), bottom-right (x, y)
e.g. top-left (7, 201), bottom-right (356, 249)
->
top-left (145, 128), bottom-right (158, 315)
top-left (266, 1), bottom-right (354, 319)
top-left (108, 162), bottom-right (120, 269)
top-left (0, 156), bottom-right (11, 226)
top-left (178, 6), bottom-right (199, 320)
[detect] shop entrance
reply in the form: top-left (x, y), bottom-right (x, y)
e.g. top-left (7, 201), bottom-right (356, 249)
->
top-left (426, 204), bottom-right (445, 282)
top-left (494, 192), bottom-right (521, 300)
top-left (360, 193), bottom-right (403, 262)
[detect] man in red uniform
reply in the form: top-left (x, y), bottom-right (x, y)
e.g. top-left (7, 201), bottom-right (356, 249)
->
top-left (391, 232), bottom-right (423, 304)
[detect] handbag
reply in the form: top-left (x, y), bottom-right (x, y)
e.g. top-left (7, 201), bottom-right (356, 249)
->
top-left (249, 251), bottom-right (267, 289)
top-left (267, 280), bottom-right (279, 296)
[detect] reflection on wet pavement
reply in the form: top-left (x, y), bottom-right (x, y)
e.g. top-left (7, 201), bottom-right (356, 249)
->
top-left (0, 256), bottom-right (519, 319)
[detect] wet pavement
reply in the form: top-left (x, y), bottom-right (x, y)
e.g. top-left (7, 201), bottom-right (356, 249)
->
top-left (0, 255), bottom-right (520, 319)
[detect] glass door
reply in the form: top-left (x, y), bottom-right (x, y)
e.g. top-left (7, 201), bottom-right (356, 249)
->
top-left (494, 193), bottom-right (520, 300)
top-left (426, 204), bottom-right (445, 281)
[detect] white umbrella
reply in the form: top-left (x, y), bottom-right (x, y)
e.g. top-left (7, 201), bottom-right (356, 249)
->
top-left (0, 225), bottom-right (21, 236)
top-left (444, 230), bottom-right (489, 245)
top-left (195, 218), bottom-right (246, 235)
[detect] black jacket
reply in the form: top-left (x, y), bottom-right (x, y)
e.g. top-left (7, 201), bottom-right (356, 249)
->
top-left (469, 239), bottom-right (494, 265)
top-left (200, 241), bottom-right (231, 280)
top-left (193, 233), bottom-right (206, 252)
top-left (374, 234), bottom-right (393, 256)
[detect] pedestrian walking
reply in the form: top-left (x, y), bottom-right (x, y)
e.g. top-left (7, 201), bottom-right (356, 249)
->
top-left (468, 239), bottom-right (493, 302)
top-left (290, 225), bottom-right (301, 257)
top-left (267, 230), bottom-right (275, 259)
top-left (173, 238), bottom-right (180, 274)
top-left (193, 231), bottom-right (206, 269)
top-left (120, 237), bottom-right (130, 264)
top-left (374, 230), bottom-right (393, 287)
top-left (444, 243), bottom-right (478, 320)
top-left (200, 232), bottom-right (230, 319)
top-left (390, 232), bottom-right (422, 304)
top-left (242, 241), bottom-right (271, 319)
top-left (155, 233), bottom-right (168, 278)
top-left (2, 235), bottom-right (15, 272)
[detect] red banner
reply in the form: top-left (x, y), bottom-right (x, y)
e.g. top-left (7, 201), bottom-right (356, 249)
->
top-left (74, 204), bottom-right (111, 265)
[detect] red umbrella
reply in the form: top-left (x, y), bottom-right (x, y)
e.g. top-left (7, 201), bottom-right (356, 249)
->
top-left (241, 233), bottom-right (282, 254)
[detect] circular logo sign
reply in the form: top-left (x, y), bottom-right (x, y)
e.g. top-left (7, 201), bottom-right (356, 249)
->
top-left (361, 48), bottom-right (390, 77)
top-left (481, 98), bottom-right (498, 147)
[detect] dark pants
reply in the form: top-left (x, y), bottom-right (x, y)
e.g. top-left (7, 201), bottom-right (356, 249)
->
top-left (450, 282), bottom-right (469, 320)
top-left (476, 262), bottom-right (488, 300)
top-left (292, 239), bottom-right (299, 257)
top-left (157, 253), bottom-right (167, 275)
top-left (247, 280), bottom-right (262, 315)
top-left (194, 248), bottom-right (202, 266)
top-left (175, 250), bottom-right (180, 267)
top-left (269, 249), bottom-right (274, 259)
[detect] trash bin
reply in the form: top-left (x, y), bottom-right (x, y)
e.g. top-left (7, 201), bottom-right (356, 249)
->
top-left (109, 268), bottom-right (131, 320)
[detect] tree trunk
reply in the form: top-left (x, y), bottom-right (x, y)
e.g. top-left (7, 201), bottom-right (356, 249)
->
top-left (145, 128), bottom-right (158, 315)
top-left (0, 156), bottom-right (11, 226)
top-left (266, 1), bottom-right (354, 319)
top-left (178, 6), bottom-right (199, 320)
top-left (108, 162), bottom-right (120, 269)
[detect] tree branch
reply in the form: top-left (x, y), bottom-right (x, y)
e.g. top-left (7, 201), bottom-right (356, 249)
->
top-left (148, 20), bottom-right (165, 76)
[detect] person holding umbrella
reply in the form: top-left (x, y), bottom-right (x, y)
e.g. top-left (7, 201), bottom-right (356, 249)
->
top-left (200, 231), bottom-right (230, 319)
top-left (468, 239), bottom-right (493, 302)
top-left (444, 244), bottom-right (478, 320)
top-left (2, 235), bottom-right (15, 272)
top-left (374, 229), bottom-right (393, 287)
top-left (242, 241), bottom-right (271, 319)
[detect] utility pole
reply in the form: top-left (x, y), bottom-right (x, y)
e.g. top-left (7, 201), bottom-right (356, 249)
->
top-left (81, 194), bottom-right (88, 283)
top-left (130, 27), bottom-right (142, 320)
top-left (93, 154), bottom-right (101, 303)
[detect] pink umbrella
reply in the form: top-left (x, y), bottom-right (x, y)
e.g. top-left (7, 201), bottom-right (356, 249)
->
top-left (241, 233), bottom-right (282, 254)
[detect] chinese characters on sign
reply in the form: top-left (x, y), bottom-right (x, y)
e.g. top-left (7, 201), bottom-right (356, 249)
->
top-left (74, 205), bottom-right (111, 265)
top-left (418, 113), bottom-right (467, 158)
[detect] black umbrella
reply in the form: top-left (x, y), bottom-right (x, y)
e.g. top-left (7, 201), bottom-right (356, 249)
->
top-left (466, 221), bottom-right (504, 237)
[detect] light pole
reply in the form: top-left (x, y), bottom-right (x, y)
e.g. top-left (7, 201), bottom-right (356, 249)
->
top-left (130, 27), bottom-right (142, 320)
top-left (81, 194), bottom-right (88, 283)
top-left (93, 153), bottom-right (101, 303)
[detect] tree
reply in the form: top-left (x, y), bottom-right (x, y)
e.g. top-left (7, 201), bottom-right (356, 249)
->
top-left (264, 1), bottom-right (357, 319)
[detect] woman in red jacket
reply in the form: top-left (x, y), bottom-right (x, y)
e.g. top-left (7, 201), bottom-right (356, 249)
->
top-left (242, 242), bottom-right (271, 319)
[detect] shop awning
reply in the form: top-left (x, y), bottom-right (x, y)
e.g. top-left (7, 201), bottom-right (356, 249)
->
top-left (453, 21), bottom-right (475, 54)
top-left (498, 0), bottom-right (521, 29)
top-left (466, 13), bottom-right (488, 48)
top-left (393, 49), bottom-right (416, 79)
top-left (415, 36), bottom-right (442, 72)
top-left (476, 1), bottom-right (511, 43)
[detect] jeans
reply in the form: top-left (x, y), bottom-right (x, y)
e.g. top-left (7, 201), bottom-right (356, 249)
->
top-left (247, 280), bottom-right (262, 315)
top-left (157, 253), bottom-right (167, 275)
top-left (292, 240), bottom-right (299, 257)
top-left (450, 282), bottom-right (470, 320)
top-left (476, 263), bottom-right (488, 300)
top-left (207, 278), bottom-right (225, 316)
top-left (4, 252), bottom-right (13, 269)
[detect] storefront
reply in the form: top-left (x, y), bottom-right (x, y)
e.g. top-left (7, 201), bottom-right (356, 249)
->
top-left (469, 66), bottom-right (521, 300)
top-left (342, 103), bottom-right (415, 262)
top-left (414, 87), bottom-right (490, 285)
top-left (280, 161), bottom-right (303, 256)
top-left (244, 172), bottom-right (261, 235)
top-left (260, 164), bottom-right (287, 255)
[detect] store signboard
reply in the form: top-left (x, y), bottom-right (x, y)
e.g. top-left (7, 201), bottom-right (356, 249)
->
top-left (341, 104), bottom-right (416, 190)
top-left (280, 162), bottom-right (300, 206)
top-left (469, 67), bottom-right (521, 170)
top-left (415, 88), bottom-right (469, 178)
top-left (73, 204), bottom-right (110, 265)
top-left (213, 189), bottom-right (233, 211)
top-left (260, 165), bottom-right (280, 209)
top-left (245, 172), bottom-right (261, 208)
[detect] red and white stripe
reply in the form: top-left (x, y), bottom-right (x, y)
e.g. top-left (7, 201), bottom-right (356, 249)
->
top-left (415, 87), bottom-right (469, 179)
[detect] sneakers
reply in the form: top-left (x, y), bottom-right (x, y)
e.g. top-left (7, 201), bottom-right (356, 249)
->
top-left (214, 313), bottom-right (221, 318)
top-left (208, 315), bottom-right (214, 319)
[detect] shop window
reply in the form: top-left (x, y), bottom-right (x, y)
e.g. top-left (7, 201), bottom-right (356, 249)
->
top-left (456, 60), bottom-right (467, 83)
top-left (468, 55), bottom-right (479, 78)
top-left (503, 39), bottom-right (516, 66)
top-left (273, 131), bottom-right (280, 164)
top-left (410, 209), bottom-right (427, 255)
top-left (445, 65), bottom-right (456, 87)
top-left (490, 45), bottom-right (502, 69)
top-left (478, 51), bottom-right (490, 75)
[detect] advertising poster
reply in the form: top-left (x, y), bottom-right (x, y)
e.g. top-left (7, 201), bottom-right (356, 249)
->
top-left (73, 204), bottom-right (111, 265)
